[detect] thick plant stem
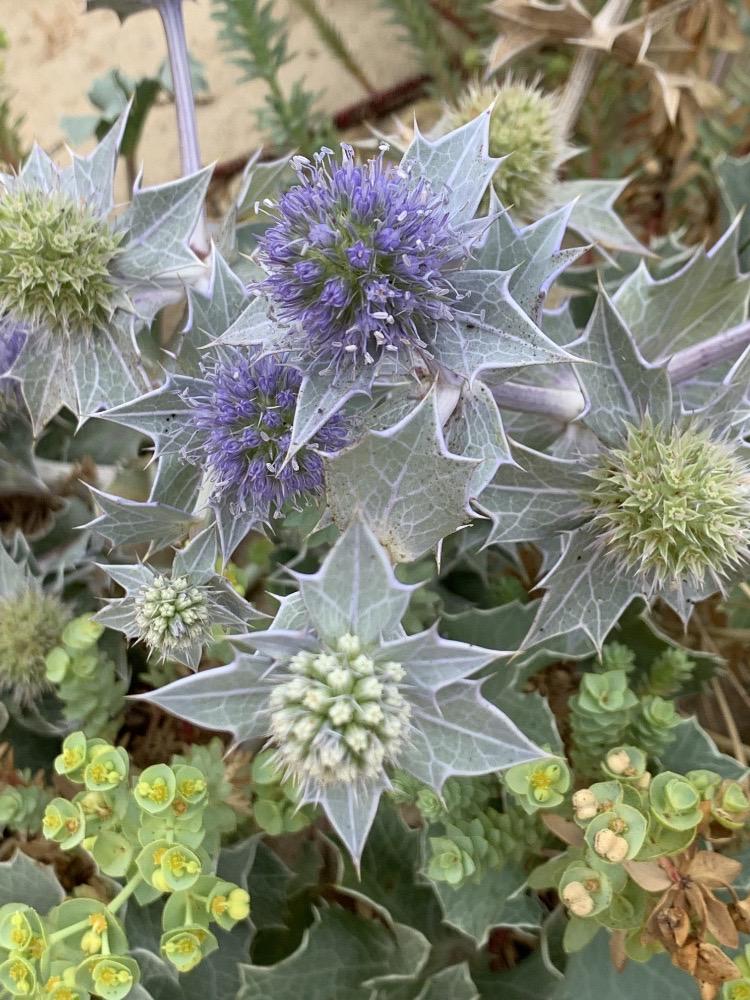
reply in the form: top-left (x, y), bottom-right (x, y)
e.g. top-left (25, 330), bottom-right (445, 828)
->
top-left (157, 0), bottom-right (208, 253)
top-left (492, 320), bottom-right (750, 422)
top-left (664, 319), bottom-right (750, 384)
top-left (556, 0), bottom-right (633, 138)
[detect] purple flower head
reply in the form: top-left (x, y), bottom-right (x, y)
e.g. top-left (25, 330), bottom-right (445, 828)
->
top-left (257, 145), bottom-right (468, 371)
top-left (186, 350), bottom-right (348, 517)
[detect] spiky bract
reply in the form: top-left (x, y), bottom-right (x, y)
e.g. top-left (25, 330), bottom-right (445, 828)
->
top-left (440, 80), bottom-right (568, 217)
top-left (0, 188), bottom-right (123, 338)
top-left (0, 589), bottom-right (70, 704)
top-left (186, 350), bottom-right (347, 517)
top-left (0, 316), bottom-right (24, 407)
top-left (588, 417), bottom-right (750, 596)
top-left (268, 633), bottom-right (411, 788)
top-left (258, 145), bottom-right (467, 370)
top-left (134, 574), bottom-right (211, 657)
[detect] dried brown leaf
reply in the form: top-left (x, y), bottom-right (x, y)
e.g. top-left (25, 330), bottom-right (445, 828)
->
top-left (541, 813), bottom-right (584, 846)
top-left (625, 860), bottom-right (672, 892)
top-left (687, 852), bottom-right (742, 889)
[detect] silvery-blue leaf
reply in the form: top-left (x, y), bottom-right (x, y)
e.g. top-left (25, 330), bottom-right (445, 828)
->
top-left (571, 291), bottom-right (672, 447)
top-left (551, 178), bottom-right (650, 256)
top-left (117, 167), bottom-right (212, 283)
top-left (172, 526), bottom-right (218, 581)
top-left (718, 154), bottom-right (750, 272)
top-left (71, 322), bottom-right (150, 422)
top-left (238, 629), bottom-right (320, 659)
top-left (87, 487), bottom-right (196, 549)
top-left (296, 518), bottom-right (415, 647)
top-left (375, 625), bottom-right (498, 690)
top-left (95, 378), bottom-right (199, 453)
top-left (236, 906), bottom-right (429, 1000)
top-left (324, 390), bottom-right (476, 562)
top-left (402, 682), bottom-right (543, 789)
top-left (150, 454), bottom-right (203, 511)
top-left (400, 109), bottom-right (501, 223)
top-left (67, 109), bottom-right (127, 215)
top-left (18, 145), bottom-right (59, 190)
top-left (476, 198), bottom-right (586, 321)
top-left (185, 248), bottom-right (249, 358)
top-left (446, 380), bottom-right (512, 496)
top-left (522, 531), bottom-right (642, 651)
top-left (614, 219), bottom-right (750, 363)
top-left (312, 777), bottom-right (390, 866)
top-left (478, 443), bottom-right (590, 545)
top-left (211, 499), bottom-right (266, 565)
top-left (96, 563), bottom-right (153, 592)
top-left (288, 364), bottom-right (375, 455)
top-left (0, 540), bottom-right (33, 599)
top-left (140, 655), bottom-right (274, 743)
top-left (210, 295), bottom-right (276, 349)
top-left (430, 270), bottom-right (576, 381)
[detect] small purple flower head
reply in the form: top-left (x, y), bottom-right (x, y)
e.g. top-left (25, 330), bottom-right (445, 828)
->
top-left (258, 145), bottom-right (468, 371)
top-left (186, 350), bottom-right (348, 517)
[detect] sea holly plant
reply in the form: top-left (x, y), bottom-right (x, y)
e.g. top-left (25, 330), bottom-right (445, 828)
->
top-left (142, 518), bottom-right (544, 860)
top-left (0, 113), bottom-right (210, 434)
top-left (94, 528), bottom-right (264, 668)
top-left (480, 291), bottom-right (750, 649)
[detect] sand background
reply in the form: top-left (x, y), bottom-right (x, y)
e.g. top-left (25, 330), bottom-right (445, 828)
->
top-left (1, 0), bottom-right (414, 189)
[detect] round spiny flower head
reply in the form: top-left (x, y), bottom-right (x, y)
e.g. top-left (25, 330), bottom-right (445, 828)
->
top-left (187, 350), bottom-right (347, 517)
top-left (268, 633), bottom-right (411, 788)
top-left (0, 187), bottom-right (123, 339)
top-left (134, 573), bottom-right (211, 656)
top-left (588, 416), bottom-right (750, 596)
top-left (439, 79), bottom-right (569, 218)
top-left (257, 144), bottom-right (468, 370)
top-left (0, 588), bottom-right (70, 704)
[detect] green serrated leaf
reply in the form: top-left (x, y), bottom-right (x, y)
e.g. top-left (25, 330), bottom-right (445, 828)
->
top-left (237, 906), bottom-right (429, 1000)
top-left (434, 863), bottom-right (542, 946)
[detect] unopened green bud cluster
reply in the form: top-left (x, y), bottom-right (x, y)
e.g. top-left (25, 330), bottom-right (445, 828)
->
top-left (269, 634), bottom-right (410, 787)
top-left (44, 615), bottom-right (126, 739)
top-left (0, 588), bottom-right (70, 706)
top-left (134, 574), bottom-right (211, 657)
top-left (36, 731), bottom-right (251, 989)
top-left (440, 79), bottom-right (568, 217)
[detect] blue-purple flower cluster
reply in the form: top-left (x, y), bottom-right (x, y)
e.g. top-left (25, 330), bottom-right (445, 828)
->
top-left (258, 145), bottom-right (467, 371)
top-left (187, 350), bottom-right (347, 517)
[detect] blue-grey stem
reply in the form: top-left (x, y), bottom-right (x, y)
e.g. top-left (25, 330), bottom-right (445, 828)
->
top-left (157, 0), bottom-right (208, 250)
top-left (492, 319), bottom-right (750, 422)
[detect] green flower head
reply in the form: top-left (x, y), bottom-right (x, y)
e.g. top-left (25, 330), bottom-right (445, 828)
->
top-left (134, 574), bottom-right (212, 658)
top-left (42, 799), bottom-right (86, 850)
top-left (0, 954), bottom-right (36, 997)
top-left (426, 834), bottom-right (476, 886)
top-left (0, 588), bottom-right (70, 705)
top-left (439, 78), bottom-right (569, 217)
top-left (649, 772), bottom-right (703, 832)
top-left (505, 756), bottom-right (570, 813)
top-left (160, 926), bottom-right (217, 973)
top-left (589, 417), bottom-right (750, 597)
top-left (712, 779), bottom-right (750, 831)
top-left (0, 188), bottom-right (123, 339)
top-left (77, 955), bottom-right (138, 1000)
top-left (134, 764), bottom-right (177, 815)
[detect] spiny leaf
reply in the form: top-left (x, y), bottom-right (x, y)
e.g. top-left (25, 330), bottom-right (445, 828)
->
top-left (325, 390), bottom-right (477, 562)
